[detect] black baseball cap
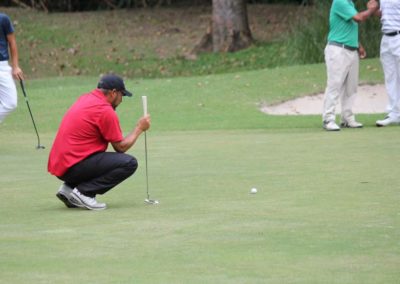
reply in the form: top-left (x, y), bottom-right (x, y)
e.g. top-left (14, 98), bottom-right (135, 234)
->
top-left (97, 74), bottom-right (133, 97)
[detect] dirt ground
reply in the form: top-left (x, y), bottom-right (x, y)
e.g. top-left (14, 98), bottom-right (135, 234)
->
top-left (261, 84), bottom-right (388, 115)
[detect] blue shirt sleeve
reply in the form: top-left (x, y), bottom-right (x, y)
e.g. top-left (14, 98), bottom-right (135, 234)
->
top-left (1, 13), bottom-right (14, 36)
top-left (0, 13), bottom-right (14, 61)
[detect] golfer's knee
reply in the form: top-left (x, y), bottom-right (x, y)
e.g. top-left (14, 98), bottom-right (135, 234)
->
top-left (5, 100), bottom-right (17, 114)
top-left (3, 89), bottom-right (18, 111)
top-left (125, 156), bottom-right (138, 175)
top-left (11, 99), bottom-right (17, 109)
top-left (8, 102), bottom-right (17, 113)
top-left (0, 102), bottom-right (17, 122)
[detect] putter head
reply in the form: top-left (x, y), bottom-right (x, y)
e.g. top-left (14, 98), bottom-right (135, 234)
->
top-left (145, 198), bottom-right (159, 205)
top-left (36, 145), bottom-right (45, 150)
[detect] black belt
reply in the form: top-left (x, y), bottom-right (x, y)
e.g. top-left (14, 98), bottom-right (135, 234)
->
top-left (384, 31), bottom-right (400, 36)
top-left (328, 41), bottom-right (358, 51)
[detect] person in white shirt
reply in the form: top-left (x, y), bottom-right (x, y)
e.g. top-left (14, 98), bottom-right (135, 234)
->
top-left (375, 0), bottom-right (400, 127)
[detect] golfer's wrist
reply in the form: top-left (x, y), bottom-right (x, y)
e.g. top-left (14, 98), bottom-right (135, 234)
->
top-left (135, 124), bottom-right (145, 132)
top-left (366, 7), bottom-right (376, 15)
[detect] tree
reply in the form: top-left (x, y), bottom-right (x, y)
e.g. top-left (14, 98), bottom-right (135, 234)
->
top-left (194, 0), bottom-right (253, 53)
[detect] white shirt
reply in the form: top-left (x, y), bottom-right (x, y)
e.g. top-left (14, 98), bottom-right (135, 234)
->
top-left (380, 0), bottom-right (400, 33)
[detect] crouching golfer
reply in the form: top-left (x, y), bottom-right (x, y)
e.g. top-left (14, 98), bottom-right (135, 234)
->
top-left (48, 74), bottom-right (150, 210)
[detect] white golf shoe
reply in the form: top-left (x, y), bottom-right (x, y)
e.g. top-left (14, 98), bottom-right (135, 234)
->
top-left (340, 120), bottom-right (363, 128)
top-left (70, 188), bottom-right (107, 211)
top-left (323, 121), bottom-right (340, 131)
top-left (376, 116), bottom-right (400, 127)
top-left (56, 184), bottom-right (83, 208)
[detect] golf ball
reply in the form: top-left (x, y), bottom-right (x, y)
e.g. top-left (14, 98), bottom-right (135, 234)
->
top-left (250, 188), bottom-right (257, 194)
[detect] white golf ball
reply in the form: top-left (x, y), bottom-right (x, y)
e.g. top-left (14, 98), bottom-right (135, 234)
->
top-left (250, 188), bottom-right (257, 194)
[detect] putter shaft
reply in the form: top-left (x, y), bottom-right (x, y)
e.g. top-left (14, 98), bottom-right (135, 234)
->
top-left (19, 80), bottom-right (44, 149)
top-left (144, 131), bottom-right (150, 199)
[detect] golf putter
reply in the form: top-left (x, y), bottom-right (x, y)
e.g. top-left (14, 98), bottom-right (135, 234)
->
top-left (20, 80), bottom-right (45, 150)
top-left (142, 96), bottom-right (159, 205)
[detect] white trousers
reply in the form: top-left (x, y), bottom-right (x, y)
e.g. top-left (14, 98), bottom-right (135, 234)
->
top-left (380, 34), bottom-right (400, 120)
top-left (0, 61), bottom-right (17, 123)
top-left (322, 45), bottom-right (359, 123)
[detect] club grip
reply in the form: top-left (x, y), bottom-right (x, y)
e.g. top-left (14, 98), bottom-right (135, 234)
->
top-left (142, 96), bottom-right (148, 115)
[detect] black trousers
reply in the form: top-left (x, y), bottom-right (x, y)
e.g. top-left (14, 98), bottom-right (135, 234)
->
top-left (58, 152), bottom-right (138, 197)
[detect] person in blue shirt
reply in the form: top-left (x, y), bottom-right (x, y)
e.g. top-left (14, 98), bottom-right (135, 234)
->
top-left (0, 13), bottom-right (24, 123)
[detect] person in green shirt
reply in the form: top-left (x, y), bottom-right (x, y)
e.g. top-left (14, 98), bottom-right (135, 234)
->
top-left (322, 0), bottom-right (378, 131)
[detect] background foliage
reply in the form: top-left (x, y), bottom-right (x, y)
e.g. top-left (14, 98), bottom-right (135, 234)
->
top-left (1, 0), bottom-right (309, 11)
top-left (1, 0), bottom-right (381, 79)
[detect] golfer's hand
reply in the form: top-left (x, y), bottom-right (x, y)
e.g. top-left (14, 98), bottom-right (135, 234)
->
top-left (138, 114), bottom-right (151, 131)
top-left (359, 45), bottom-right (367, 59)
top-left (367, 0), bottom-right (378, 11)
top-left (12, 66), bottom-right (24, 81)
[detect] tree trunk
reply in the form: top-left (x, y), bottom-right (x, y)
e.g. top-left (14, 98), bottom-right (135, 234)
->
top-left (193, 0), bottom-right (253, 54)
top-left (212, 0), bottom-right (253, 52)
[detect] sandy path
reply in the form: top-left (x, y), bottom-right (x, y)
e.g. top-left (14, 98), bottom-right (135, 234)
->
top-left (261, 84), bottom-right (387, 115)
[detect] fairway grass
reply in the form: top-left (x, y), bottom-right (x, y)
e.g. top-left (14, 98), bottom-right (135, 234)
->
top-left (0, 128), bottom-right (399, 283)
top-left (0, 62), bottom-right (398, 283)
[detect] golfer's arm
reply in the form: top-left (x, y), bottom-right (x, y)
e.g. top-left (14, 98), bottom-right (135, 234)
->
top-left (111, 126), bottom-right (144, 153)
top-left (353, 8), bottom-right (376, 22)
top-left (7, 33), bottom-right (19, 69)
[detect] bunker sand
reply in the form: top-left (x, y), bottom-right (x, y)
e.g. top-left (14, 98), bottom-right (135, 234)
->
top-left (261, 84), bottom-right (387, 115)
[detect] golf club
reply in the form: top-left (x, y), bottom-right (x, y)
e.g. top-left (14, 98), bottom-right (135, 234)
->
top-left (19, 80), bottom-right (45, 149)
top-left (142, 96), bottom-right (158, 205)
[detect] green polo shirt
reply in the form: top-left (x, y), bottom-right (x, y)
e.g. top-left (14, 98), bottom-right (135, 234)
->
top-left (327, 0), bottom-right (358, 48)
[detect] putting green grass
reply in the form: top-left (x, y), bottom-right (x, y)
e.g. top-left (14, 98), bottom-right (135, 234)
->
top-left (0, 129), bottom-right (399, 283)
top-left (0, 60), bottom-right (399, 283)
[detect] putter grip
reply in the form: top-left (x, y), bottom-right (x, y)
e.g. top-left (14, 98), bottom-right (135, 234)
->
top-left (142, 96), bottom-right (148, 115)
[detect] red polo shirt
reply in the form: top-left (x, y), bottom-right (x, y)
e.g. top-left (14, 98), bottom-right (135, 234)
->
top-left (48, 89), bottom-right (123, 177)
